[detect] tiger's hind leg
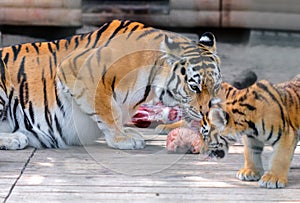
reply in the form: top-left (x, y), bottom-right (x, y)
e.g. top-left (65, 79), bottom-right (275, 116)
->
top-left (259, 130), bottom-right (298, 189)
top-left (0, 132), bottom-right (29, 150)
top-left (236, 136), bottom-right (264, 181)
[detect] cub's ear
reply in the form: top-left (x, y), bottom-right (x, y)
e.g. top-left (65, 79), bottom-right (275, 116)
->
top-left (208, 97), bottom-right (222, 108)
top-left (208, 107), bottom-right (227, 131)
top-left (199, 32), bottom-right (217, 53)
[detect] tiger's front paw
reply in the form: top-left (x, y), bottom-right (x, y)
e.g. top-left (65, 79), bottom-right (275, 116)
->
top-left (108, 132), bottom-right (145, 150)
top-left (0, 132), bottom-right (29, 150)
top-left (236, 168), bottom-right (262, 181)
top-left (258, 172), bottom-right (287, 189)
top-left (122, 133), bottom-right (145, 150)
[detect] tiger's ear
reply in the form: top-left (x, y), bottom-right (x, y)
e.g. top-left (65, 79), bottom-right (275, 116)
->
top-left (208, 107), bottom-right (227, 131)
top-left (161, 35), bottom-right (181, 65)
top-left (163, 35), bottom-right (180, 52)
top-left (199, 32), bottom-right (217, 53)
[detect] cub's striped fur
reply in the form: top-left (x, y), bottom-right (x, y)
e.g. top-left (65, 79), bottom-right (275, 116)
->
top-left (0, 20), bottom-right (221, 150)
top-left (200, 75), bottom-right (300, 188)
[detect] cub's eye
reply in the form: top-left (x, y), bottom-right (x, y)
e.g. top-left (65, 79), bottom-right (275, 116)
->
top-left (189, 84), bottom-right (201, 93)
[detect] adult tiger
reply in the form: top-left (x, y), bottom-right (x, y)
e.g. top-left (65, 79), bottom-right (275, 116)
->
top-left (199, 75), bottom-right (300, 188)
top-left (0, 19), bottom-right (221, 150)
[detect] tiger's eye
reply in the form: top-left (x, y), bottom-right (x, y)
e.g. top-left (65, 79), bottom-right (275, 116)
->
top-left (190, 85), bottom-right (200, 93)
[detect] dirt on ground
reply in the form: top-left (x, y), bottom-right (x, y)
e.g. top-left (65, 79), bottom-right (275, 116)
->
top-left (219, 30), bottom-right (300, 85)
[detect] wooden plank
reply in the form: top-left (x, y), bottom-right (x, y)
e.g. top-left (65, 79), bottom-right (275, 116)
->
top-left (222, 0), bottom-right (300, 13)
top-left (83, 10), bottom-right (220, 27)
top-left (10, 192), bottom-right (297, 203)
top-left (2, 135), bottom-right (300, 202)
top-left (168, 10), bottom-right (219, 27)
top-left (8, 186), bottom-right (300, 202)
top-left (8, 169), bottom-right (300, 202)
top-left (222, 11), bottom-right (300, 31)
top-left (0, 8), bottom-right (81, 26)
top-left (0, 148), bottom-right (34, 203)
top-left (82, 3), bottom-right (168, 14)
top-left (14, 169), bottom-right (300, 187)
top-left (15, 145), bottom-right (300, 182)
top-left (24, 144), bottom-right (300, 176)
top-left (15, 174), bottom-right (256, 187)
top-left (0, 0), bottom-right (81, 9)
top-left (170, 0), bottom-right (219, 11)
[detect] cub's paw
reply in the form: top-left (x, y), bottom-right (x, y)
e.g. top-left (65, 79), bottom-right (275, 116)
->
top-left (0, 132), bottom-right (29, 150)
top-left (155, 124), bottom-right (173, 135)
top-left (236, 168), bottom-right (262, 181)
top-left (258, 172), bottom-right (287, 189)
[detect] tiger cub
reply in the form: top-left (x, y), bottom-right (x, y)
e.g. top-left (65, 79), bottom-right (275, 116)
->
top-left (0, 20), bottom-right (221, 150)
top-left (200, 75), bottom-right (300, 188)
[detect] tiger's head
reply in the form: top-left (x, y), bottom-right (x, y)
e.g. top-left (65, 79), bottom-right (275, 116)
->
top-left (159, 32), bottom-right (221, 121)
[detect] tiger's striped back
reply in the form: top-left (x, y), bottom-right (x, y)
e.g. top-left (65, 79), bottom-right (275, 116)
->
top-left (274, 75), bottom-right (300, 133)
top-left (0, 20), bottom-right (149, 106)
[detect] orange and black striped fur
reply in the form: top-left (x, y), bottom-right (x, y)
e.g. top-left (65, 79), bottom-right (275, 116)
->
top-left (0, 19), bottom-right (221, 150)
top-left (200, 75), bottom-right (300, 188)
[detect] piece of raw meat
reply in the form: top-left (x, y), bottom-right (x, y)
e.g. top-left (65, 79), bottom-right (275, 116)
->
top-left (130, 103), bottom-right (182, 128)
top-left (166, 127), bottom-right (202, 154)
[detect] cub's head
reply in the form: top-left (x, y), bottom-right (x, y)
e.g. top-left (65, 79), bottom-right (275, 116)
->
top-left (199, 115), bottom-right (229, 159)
top-left (199, 98), bottom-right (237, 159)
top-left (160, 32), bottom-right (221, 121)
